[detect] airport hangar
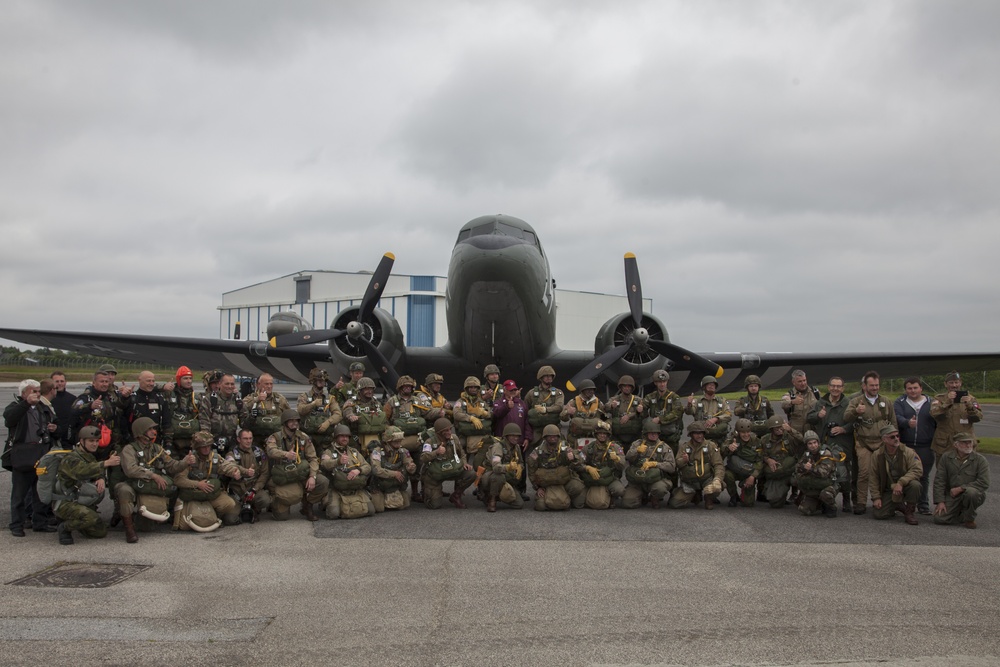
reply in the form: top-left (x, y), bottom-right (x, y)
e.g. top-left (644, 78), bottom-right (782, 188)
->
top-left (219, 269), bottom-right (650, 356)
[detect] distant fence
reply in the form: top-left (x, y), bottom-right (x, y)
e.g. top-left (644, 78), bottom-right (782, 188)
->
top-left (0, 355), bottom-right (162, 371)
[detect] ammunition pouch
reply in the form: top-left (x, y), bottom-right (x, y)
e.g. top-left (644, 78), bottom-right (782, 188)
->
top-left (569, 416), bottom-right (599, 436)
top-left (332, 468), bottom-right (369, 493)
top-left (301, 412), bottom-right (328, 436)
top-left (356, 412), bottom-right (386, 435)
top-left (250, 414), bottom-right (282, 439)
top-left (726, 454), bottom-right (756, 478)
top-left (393, 415), bottom-right (426, 436)
top-left (171, 414), bottom-right (199, 440)
top-left (527, 410), bottom-right (560, 428)
top-left (426, 458), bottom-right (464, 482)
top-left (129, 474), bottom-right (177, 497)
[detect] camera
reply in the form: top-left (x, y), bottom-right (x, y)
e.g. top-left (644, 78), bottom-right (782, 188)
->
top-left (954, 390), bottom-right (968, 400)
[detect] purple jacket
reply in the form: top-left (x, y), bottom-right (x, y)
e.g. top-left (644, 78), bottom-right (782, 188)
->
top-left (493, 396), bottom-right (533, 444)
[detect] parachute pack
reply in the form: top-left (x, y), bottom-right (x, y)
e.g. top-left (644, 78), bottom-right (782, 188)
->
top-left (35, 448), bottom-right (73, 504)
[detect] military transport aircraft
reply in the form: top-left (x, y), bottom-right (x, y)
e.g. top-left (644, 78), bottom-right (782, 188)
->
top-left (2, 214), bottom-right (998, 394)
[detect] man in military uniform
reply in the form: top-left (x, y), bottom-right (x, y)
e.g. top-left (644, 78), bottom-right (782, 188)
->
top-left (383, 374), bottom-right (430, 501)
top-left (670, 421), bottom-right (725, 509)
top-left (417, 373), bottom-right (452, 422)
top-left (369, 426), bottom-right (417, 512)
top-left (758, 415), bottom-right (803, 509)
top-left (623, 419), bottom-right (676, 509)
top-left (343, 377), bottom-right (387, 453)
top-left (526, 424), bottom-right (585, 511)
top-left (98, 364), bottom-right (134, 440)
top-left (605, 375), bottom-right (644, 447)
top-left (524, 366), bottom-right (565, 453)
top-left (480, 364), bottom-right (505, 418)
top-left (201, 369), bottom-right (224, 397)
top-left (781, 369), bottom-right (821, 435)
top-left (930, 371), bottom-right (983, 461)
top-left (479, 423), bottom-right (526, 512)
top-left (578, 420), bottom-right (626, 509)
top-left (166, 366), bottom-right (200, 457)
top-left (643, 369), bottom-right (685, 452)
top-left (297, 368), bottom-right (342, 452)
top-left (241, 373), bottom-right (290, 450)
top-left (198, 374), bottom-right (243, 454)
top-left (174, 431), bottom-right (241, 527)
top-left (419, 418), bottom-right (476, 509)
top-left (807, 377), bottom-right (855, 512)
top-left (125, 370), bottom-right (172, 449)
top-left (563, 379), bottom-right (604, 449)
top-left (319, 424), bottom-right (373, 519)
top-left (733, 374), bottom-right (774, 438)
top-left (334, 361), bottom-right (366, 406)
top-left (722, 418), bottom-right (764, 507)
top-left (934, 432), bottom-right (990, 529)
top-left (116, 417), bottom-right (194, 543)
top-left (53, 426), bottom-right (122, 545)
top-left (685, 376), bottom-right (731, 446)
top-left (265, 409), bottom-right (329, 521)
top-left (224, 428), bottom-right (271, 520)
top-left (845, 371), bottom-right (897, 515)
top-left (453, 376), bottom-right (493, 459)
top-left (71, 368), bottom-right (122, 461)
top-left (793, 431), bottom-right (839, 518)
top-left (870, 424), bottom-right (922, 525)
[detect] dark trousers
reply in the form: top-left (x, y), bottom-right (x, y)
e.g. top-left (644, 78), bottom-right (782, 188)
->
top-left (912, 445), bottom-right (934, 511)
top-left (9, 469), bottom-right (52, 530)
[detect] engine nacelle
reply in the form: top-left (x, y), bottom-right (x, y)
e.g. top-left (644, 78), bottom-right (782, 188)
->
top-left (593, 312), bottom-right (672, 386)
top-left (327, 307), bottom-right (406, 376)
top-left (266, 311), bottom-right (312, 341)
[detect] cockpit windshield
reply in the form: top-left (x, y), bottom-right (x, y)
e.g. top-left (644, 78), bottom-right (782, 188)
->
top-left (457, 220), bottom-right (538, 247)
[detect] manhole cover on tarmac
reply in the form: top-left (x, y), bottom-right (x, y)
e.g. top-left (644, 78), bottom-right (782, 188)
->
top-left (7, 562), bottom-right (152, 589)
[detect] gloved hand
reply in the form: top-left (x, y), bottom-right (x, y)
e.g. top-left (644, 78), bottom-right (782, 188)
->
top-left (469, 416), bottom-right (483, 430)
top-left (636, 443), bottom-right (648, 456)
top-left (641, 459), bottom-right (658, 471)
top-left (317, 419), bottom-right (331, 433)
top-left (585, 465), bottom-right (600, 480)
top-left (608, 452), bottom-right (620, 463)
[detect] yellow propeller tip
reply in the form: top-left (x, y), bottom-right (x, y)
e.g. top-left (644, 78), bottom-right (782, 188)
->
top-left (566, 381), bottom-right (577, 392)
top-left (385, 252), bottom-right (395, 260)
top-left (268, 337), bottom-right (277, 348)
top-left (714, 367), bottom-right (724, 379)
top-left (624, 252), bottom-right (636, 259)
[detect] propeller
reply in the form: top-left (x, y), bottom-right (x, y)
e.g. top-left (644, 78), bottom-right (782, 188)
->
top-left (566, 253), bottom-right (723, 392)
top-left (268, 252), bottom-right (399, 386)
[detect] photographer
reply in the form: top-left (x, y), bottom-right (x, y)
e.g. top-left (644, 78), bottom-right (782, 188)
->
top-left (4, 379), bottom-right (57, 536)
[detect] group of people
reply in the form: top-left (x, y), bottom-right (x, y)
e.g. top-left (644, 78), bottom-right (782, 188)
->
top-left (3, 362), bottom-right (990, 546)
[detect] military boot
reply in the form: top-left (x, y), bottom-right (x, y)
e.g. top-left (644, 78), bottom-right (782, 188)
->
top-left (109, 501), bottom-right (122, 528)
top-left (410, 478), bottom-right (423, 503)
top-left (823, 504), bottom-right (838, 518)
top-left (704, 493), bottom-right (716, 510)
top-left (300, 503), bottom-right (318, 522)
top-left (58, 523), bottom-right (74, 545)
top-left (448, 490), bottom-right (467, 509)
top-left (121, 515), bottom-right (138, 543)
top-left (903, 503), bottom-right (918, 526)
top-left (486, 496), bottom-right (497, 513)
top-left (649, 495), bottom-right (660, 509)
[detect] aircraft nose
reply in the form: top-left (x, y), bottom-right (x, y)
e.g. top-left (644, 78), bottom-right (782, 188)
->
top-left (459, 233), bottom-right (529, 251)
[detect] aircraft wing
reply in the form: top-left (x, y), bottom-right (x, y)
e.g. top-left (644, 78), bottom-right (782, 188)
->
top-left (0, 328), bottom-right (332, 383)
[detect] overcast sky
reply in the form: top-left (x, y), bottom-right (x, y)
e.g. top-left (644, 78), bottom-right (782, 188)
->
top-left (2, 1), bottom-right (998, 356)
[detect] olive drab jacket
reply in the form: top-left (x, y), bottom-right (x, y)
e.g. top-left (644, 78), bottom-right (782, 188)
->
top-left (933, 450), bottom-right (990, 504)
top-left (684, 394), bottom-right (732, 443)
top-left (198, 391), bottom-right (243, 446)
top-left (265, 428), bottom-right (320, 480)
top-left (675, 439), bottom-right (724, 486)
top-left (734, 393), bottom-right (774, 437)
top-left (870, 444), bottom-right (922, 496)
top-left (642, 390), bottom-right (685, 441)
top-left (225, 445), bottom-right (271, 495)
top-left (929, 392), bottom-right (983, 456)
top-left (844, 394), bottom-right (897, 450)
top-left (524, 384), bottom-right (564, 429)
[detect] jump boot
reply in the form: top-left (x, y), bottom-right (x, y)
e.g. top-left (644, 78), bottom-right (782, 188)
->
top-left (121, 514), bottom-right (139, 543)
top-left (903, 502), bottom-right (918, 526)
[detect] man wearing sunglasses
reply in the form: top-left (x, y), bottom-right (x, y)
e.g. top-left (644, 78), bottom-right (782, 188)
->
top-left (870, 424), bottom-right (923, 525)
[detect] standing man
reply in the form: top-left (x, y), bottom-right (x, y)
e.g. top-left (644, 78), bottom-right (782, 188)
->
top-left (930, 371), bottom-right (983, 461)
top-left (605, 376), bottom-right (644, 449)
top-left (199, 374), bottom-right (243, 453)
top-left (895, 378), bottom-right (937, 515)
top-left (685, 375), bottom-right (731, 447)
top-left (808, 377), bottom-right (856, 512)
top-left (126, 371), bottom-right (172, 449)
top-left (643, 370), bottom-right (685, 452)
top-left (845, 371), bottom-right (897, 515)
top-left (342, 377), bottom-right (386, 453)
top-left (524, 366), bottom-right (564, 452)
top-left (5, 379), bottom-right (57, 536)
top-left (480, 364), bottom-right (505, 417)
top-left (870, 424), bottom-right (922, 525)
top-left (781, 370), bottom-right (821, 436)
top-left (934, 432), bottom-right (990, 529)
top-left (167, 366), bottom-right (200, 457)
top-left (241, 373), bottom-right (290, 450)
top-left (562, 379), bottom-right (604, 448)
top-left (50, 371), bottom-right (76, 448)
top-left (733, 374), bottom-right (774, 438)
top-left (71, 368), bottom-right (122, 460)
top-left (297, 368), bottom-right (342, 453)
top-left (417, 373), bottom-right (452, 422)
top-left (334, 361), bottom-right (366, 406)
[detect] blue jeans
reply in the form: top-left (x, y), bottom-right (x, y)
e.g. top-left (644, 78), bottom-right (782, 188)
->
top-left (913, 445), bottom-right (934, 511)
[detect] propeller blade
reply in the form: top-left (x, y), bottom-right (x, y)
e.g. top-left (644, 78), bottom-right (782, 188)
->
top-left (358, 337), bottom-right (400, 389)
top-left (623, 252), bottom-right (643, 328)
top-left (646, 340), bottom-right (723, 379)
top-left (566, 344), bottom-right (632, 392)
top-left (269, 328), bottom-right (345, 349)
top-left (359, 252), bottom-right (395, 322)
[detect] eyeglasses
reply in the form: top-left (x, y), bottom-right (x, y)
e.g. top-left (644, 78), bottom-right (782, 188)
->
top-left (885, 434), bottom-right (900, 440)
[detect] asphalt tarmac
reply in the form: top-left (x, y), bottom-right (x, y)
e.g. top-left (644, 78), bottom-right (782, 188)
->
top-left (2, 383), bottom-right (999, 666)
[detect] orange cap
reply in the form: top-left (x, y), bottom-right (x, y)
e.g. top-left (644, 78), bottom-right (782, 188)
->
top-left (175, 366), bottom-right (193, 384)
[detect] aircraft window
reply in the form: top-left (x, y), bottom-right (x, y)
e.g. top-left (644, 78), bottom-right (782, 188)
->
top-left (495, 222), bottom-right (524, 239)
top-left (469, 223), bottom-right (493, 237)
top-left (457, 230), bottom-right (470, 242)
top-left (522, 230), bottom-right (536, 246)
